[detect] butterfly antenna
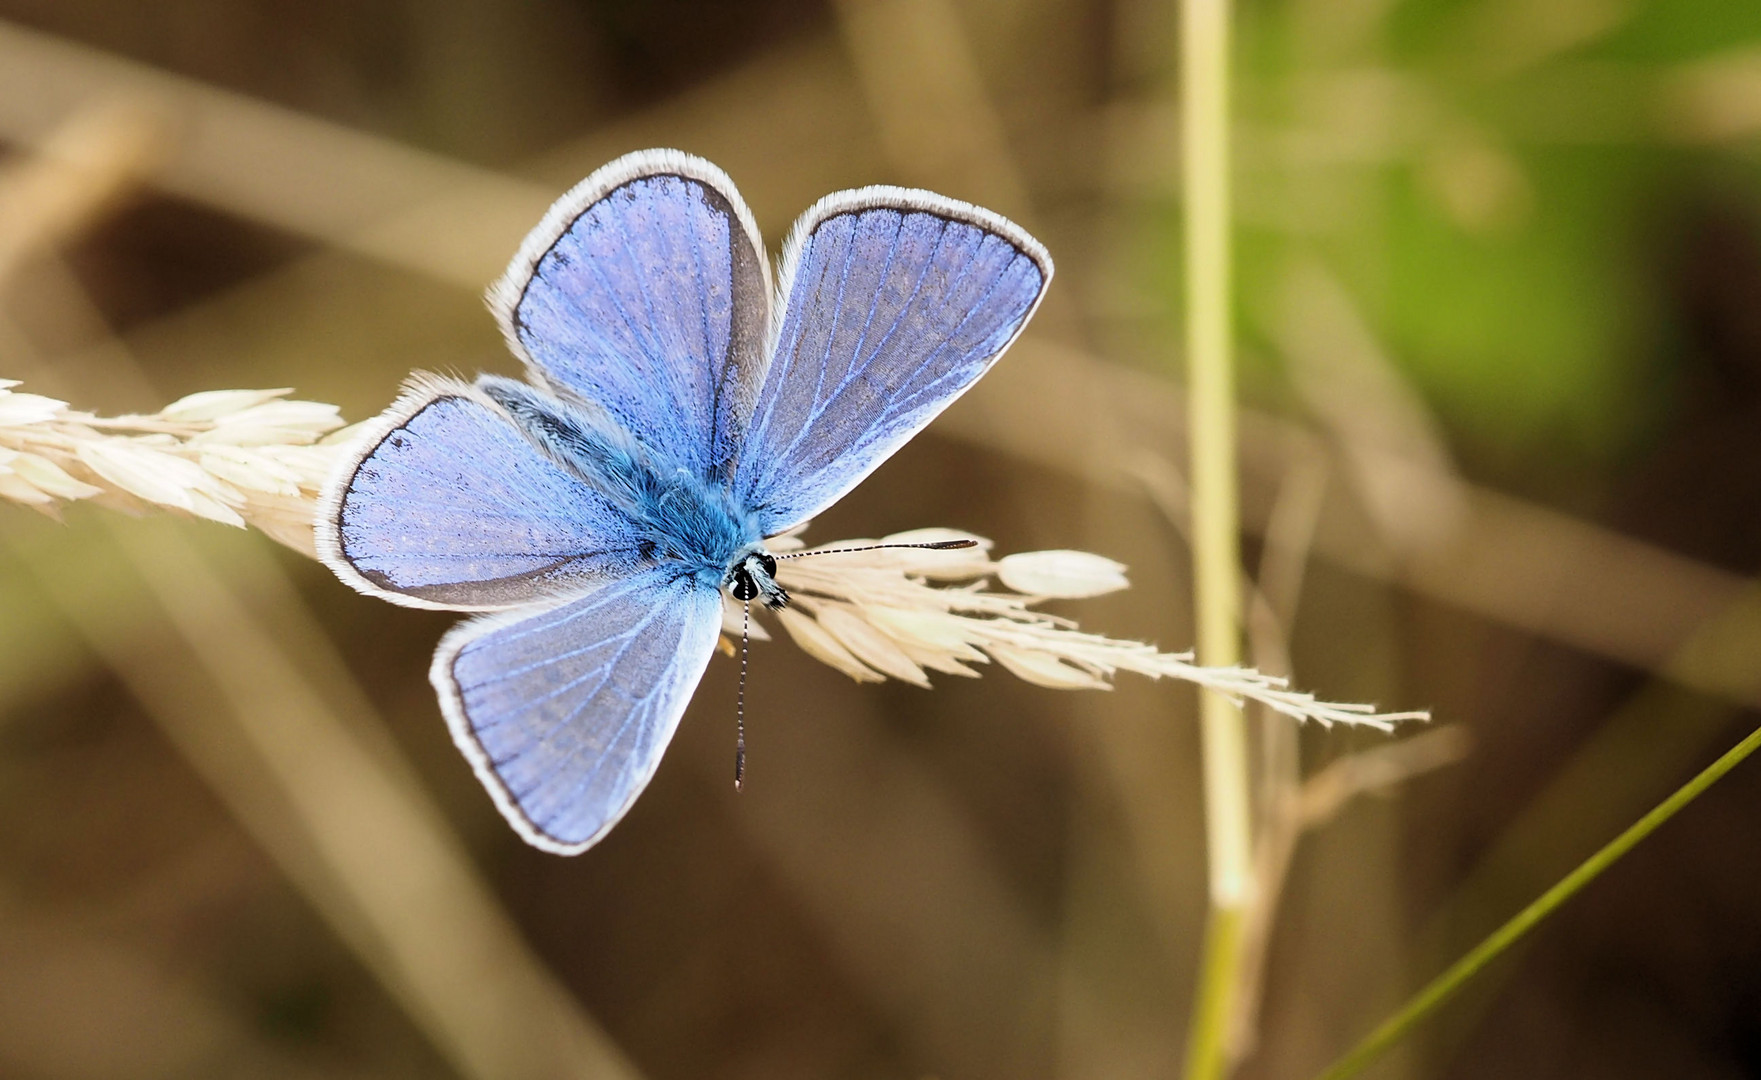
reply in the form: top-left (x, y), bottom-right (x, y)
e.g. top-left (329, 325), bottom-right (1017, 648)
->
top-left (734, 539), bottom-right (971, 787)
top-left (735, 596), bottom-right (749, 791)
top-left (775, 538), bottom-right (979, 560)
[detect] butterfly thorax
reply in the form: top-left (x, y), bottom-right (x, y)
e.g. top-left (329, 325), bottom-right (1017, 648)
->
top-left (481, 374), bottom-right (768, 593)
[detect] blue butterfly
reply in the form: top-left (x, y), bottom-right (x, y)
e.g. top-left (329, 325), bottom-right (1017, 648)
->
top-left (316, 149), bottom-right (1051, 854)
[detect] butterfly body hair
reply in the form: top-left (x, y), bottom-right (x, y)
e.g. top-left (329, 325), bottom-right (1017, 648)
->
top-left (478, 374), bottom-right (762, 592)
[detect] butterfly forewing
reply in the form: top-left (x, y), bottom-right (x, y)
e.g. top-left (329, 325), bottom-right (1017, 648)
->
top-left (490, 150), bottom-right (772, 481)
top-left (733, 191), bottom-right (1051, 535)
top-left (434, 567), bottom-right (724, 855)
top-left (316, 379), bottom-right (647, 610)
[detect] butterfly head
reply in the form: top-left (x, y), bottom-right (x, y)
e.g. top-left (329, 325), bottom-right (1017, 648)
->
top-left (726, 548), bottom-right (788, 609)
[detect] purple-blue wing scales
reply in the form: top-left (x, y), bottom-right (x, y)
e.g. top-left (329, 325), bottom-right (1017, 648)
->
top-left (488, 149), bottom-right (771, 481)
top-left (433, 567), bottom-right (723, 855)
top-left (316, 378), bottom-right (647, 610)
top-left (732, 189), bottom-right (1051, 535)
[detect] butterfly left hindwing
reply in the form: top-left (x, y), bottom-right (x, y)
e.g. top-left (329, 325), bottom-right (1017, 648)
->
top-left (433, 566), bottom-right (724, 855)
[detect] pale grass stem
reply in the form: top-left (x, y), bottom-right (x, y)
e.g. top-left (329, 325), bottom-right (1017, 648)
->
top-left (1179, 0), bottom-right (1257, 1076)
top-left (1136, 450), bottom-right (1459, 1068)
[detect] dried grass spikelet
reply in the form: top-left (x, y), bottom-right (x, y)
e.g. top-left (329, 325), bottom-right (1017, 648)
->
top-left (0, 378), bottom-right (352, 555)
top-left (0, 378), bottom-right (1424, 727)
top-left (760, 529), bottom-right (1428, 729)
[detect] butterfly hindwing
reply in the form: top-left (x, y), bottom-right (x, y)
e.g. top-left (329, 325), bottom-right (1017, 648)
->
top-left (732, 189), bottom-right (1051, 535)
top-left (489, 150), bottom-right (772, 482)
top-left (433, 566), bottom-right (724, 854)
top-left (316, 378), bottom-right (647, 610)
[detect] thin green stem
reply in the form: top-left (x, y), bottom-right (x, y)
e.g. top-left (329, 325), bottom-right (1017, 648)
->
top-left (1184, 904), bottom-right (1245, 1078)
top-left (1316, 719), bottom-right (1761, 1080)
top-left (1179, 0), bottom-right (1251, 1077)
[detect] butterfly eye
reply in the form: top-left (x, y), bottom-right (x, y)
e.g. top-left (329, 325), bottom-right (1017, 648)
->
top-left (758, 553), bottom-right (777, 579)
top-left (729, 568), bottom-right (759, 602)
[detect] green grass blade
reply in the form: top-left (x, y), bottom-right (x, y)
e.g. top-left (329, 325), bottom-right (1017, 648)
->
top-left (1316, 719), bottom-right (1761, 1080)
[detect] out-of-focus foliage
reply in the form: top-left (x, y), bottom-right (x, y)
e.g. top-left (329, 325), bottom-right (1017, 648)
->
top-left (1132, 0), bottom-right (1761, 467)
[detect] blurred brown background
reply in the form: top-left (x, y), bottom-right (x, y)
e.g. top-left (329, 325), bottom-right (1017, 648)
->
top-left (3, 1), bottom-right (1761, 1077)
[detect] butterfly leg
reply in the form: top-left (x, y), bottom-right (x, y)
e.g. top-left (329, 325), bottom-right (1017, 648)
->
top-left (736, 596), bottom-right (749, 791)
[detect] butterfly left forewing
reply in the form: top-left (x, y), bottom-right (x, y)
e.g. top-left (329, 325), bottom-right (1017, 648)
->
top-left (732, 189), bottom-right (1051, 535)
top-left (491, 149), bottom-right (772, 482)
top-left (317, 376), bottom-right (648, 611)
top-left (432, 566), bottom-right (723, 855)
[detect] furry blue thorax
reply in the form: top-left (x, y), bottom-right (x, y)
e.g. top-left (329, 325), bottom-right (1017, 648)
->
top-left (479, 375), bottom-right (763, 588)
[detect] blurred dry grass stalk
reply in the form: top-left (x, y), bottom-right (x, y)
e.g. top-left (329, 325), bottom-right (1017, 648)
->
top-left (1134, 450), bottom-right (1471, 1064)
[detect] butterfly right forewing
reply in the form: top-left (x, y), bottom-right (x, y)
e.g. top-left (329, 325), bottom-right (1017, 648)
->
top-left (731, 189), bottom-right (1051, 536)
